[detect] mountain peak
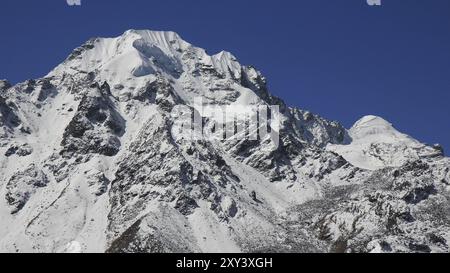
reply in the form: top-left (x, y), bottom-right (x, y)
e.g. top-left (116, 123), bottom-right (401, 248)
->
top-left (48, 29), bottom-right (243, 93)
top-left (123, 29), bottom-right (181, 38)
top-left (327, 114), bottom-right (438, 170)
top-left (352, 115), bottom-right (391, 128)
top-left (349, 115), bottom-right (407, 142)
top-left (350, 115), bottom-right (399, 137)
top-left (121, 29), bottom-right (191, 50)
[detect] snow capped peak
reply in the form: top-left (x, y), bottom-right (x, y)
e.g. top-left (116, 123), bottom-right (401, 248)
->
top-left (48, 29), bottom-right (247, 98)
top-left (211, 50), bottom-right (241, 79)
top-left (49, 29), bottom-right (190, 82)
top-left (121, 29), bottom-right (193, 52)
top-left (352, 115), bottom-right (391, 128)
top-left (123, 29), bottom-right (184, 41)
top-left (46, 29), bottom-right (264, 108)
top-left (328, 115), bottom-right (444, 170)
top-left (349, 115), bottom-right (407, 142)
top-left (213, 50), bottom-right (237, 62)
top-left (49, 29), bottom-right (240, 79)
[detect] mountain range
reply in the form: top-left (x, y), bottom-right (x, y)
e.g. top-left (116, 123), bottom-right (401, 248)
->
top-left (0, 30), bottom-right (448, 253)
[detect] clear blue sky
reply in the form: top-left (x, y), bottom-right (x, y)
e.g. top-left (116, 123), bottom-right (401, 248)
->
top-left (0, 0), bottom-right (449, 150)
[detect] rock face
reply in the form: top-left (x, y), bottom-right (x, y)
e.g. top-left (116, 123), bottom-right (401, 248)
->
top-left (0, 80), bottom-right (11, 93)
top-left (4, 143), bottom-right (33, 157)
top-left (5, 164), bottom-right (49, 214)
top-left (0, 92), bottom-right (20, 130)
top-left (0, 86), bottom-right (21, 147)
top-left (60, 82), bottom-right (125, 157)
top-left (288, 159), bottom-right (450, 253)
top-left (0, 30), bottom-right (448, 253)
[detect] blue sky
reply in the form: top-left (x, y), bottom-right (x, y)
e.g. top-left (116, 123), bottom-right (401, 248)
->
top-left (0, 0), bottom-right (449, 150)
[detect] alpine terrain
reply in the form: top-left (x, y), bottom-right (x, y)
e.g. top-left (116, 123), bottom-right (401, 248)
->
top-left (0, 30), bottom-right (448, 253)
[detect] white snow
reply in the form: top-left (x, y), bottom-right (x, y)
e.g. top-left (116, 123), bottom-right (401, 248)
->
top-left (188, 201), bottom-right (241, 253)
top-left (328, 115), bottom-right (436, 170)
top-left (64, 241), bottom-right (82, 253)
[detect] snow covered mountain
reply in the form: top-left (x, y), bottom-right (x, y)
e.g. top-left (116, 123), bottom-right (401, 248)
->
top-left (0, 30), bottom-right (448, 253)
top-left (328, 115), bottom-right (444, 170)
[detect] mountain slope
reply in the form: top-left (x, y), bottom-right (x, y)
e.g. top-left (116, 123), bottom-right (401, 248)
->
top-left (0, 30), bottom-right (448, 253)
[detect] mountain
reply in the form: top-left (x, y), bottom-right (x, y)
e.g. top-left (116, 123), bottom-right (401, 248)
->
top-left (328, 115), bottom-right (444, 170)
top-left (0, 30), bottom-right (448, 253)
